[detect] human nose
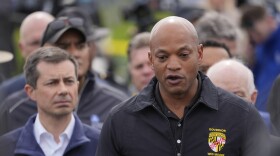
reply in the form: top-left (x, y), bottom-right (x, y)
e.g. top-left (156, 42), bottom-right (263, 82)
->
top-left (58, 82), bottom-right (68, 96)
top-left (167, 56), bottom-right (181, 71)
top-left (143, 64), bottom-right (153, 75)
top-left (67, 45), bottom-right (80, 58)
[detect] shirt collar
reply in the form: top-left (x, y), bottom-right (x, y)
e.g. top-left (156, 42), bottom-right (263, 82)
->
top-left (34, 113), bottom-right (75, 144)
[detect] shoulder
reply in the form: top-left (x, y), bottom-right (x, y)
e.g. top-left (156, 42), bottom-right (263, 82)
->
top-left (0, 90), bottom-right (36, 135)
top-left (0, 90), bottom-right (35, 114)
top-left (83, 74), bottom-right (129, 104)
top-left (0, 128), bottom-right (23, 154)
top-left (215, 87), bottom-right (263, 126)
top-left (1, 90), bottom-right (29, 106)
top-left (201, 74), bottom-right (252, 113)
top-left (95, 82), bottom-right (129, 102)
top-left (110, 95), bottom-right (141, 116)
top-left (0, 74), bottom-right (25, 95)
top-left (0, 74), bottom-right (25, 88)
top-left (0, 127), bottom-right (22, 141)
top-left (82, 124), bottom-right (100, 141)
top-left (216, 87), bottom-right (252, 112)
top-left (107, 79), bottom-right (156, 118)
top-left (74, 115), bottom-right (100, 141)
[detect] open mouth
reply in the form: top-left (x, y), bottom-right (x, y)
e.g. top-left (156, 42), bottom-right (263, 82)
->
top-left (166, 75), bottom-right (183, 85)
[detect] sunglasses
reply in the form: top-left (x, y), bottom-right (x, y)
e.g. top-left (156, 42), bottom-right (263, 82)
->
top-left (41, 17), bottom-right (85, 46)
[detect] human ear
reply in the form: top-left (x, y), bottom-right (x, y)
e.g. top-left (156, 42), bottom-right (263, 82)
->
top-left (197, 44), bottom-right (203, 64)
top-left (24, 84), bottom-right (36, 101)
top-left (148, 52), bottom-right (154, 70)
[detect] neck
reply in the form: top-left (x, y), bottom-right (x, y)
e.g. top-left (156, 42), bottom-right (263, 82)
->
top-left (38, 113), bottom-right (72, 143)
top-left (160, 78), bottom-right (198, 119)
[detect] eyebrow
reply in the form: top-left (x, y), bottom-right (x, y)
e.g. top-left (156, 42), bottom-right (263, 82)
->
top-left (47, 75), bottom-right (76, 81)
top-left (179, 45), bottom-right (193, 51)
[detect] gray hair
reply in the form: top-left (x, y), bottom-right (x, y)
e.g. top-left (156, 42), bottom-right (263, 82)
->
top-left (207, 58), bottom-right (256, 94)
top-left (24, 47), bottom-right (78, 88)
top-left (127, 32), bottom-right (150, 62)
top-left (195, 12), bottom-right (237, 43)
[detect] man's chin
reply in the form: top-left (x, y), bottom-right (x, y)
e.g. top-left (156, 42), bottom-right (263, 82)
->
top-left (166, 87), bottom-right (187, 97)
top-left (51, 110), bottom-right (73, 118)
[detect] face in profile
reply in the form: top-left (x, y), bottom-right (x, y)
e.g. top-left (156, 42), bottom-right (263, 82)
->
top-left (129, 46), bottom-right (154, 91)
top-left (26, 60), bottom-right (79, 117)
top-left (149, 20), bottom-right (203, 96)
top-left (55, 30), bottom-right (90, 78)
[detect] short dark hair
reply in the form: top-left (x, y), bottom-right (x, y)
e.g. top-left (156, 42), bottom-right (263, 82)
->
top-left (127, 32), bottom-right (150, 62)
top-left (24, 47), bottom-right (78, 88)
top-left (240, 5), bottom-right (266, 29)
top-left (202, 40), bottom-right (232, 58)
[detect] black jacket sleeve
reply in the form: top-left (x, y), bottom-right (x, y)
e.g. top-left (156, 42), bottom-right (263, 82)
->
top-left (96, 112), bottom-right (121, 156)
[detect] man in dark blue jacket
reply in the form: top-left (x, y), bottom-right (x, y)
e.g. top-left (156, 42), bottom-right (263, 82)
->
top-left (0, 17), bottom-right (128, 136)
top-left (96, 16), bottom-right (270, 156)
top-left (0, 47), bottom-right (99, 155)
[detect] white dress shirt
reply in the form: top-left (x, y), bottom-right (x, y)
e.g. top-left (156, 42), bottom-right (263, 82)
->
top-left (34, 114), bottom-right (75, 156)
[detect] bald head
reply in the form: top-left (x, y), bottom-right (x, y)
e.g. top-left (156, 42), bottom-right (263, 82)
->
top-left (206, 59), bottom-right (257, 104)
top-left (148, 16), bottom-right (203, 99)
top-left (150, 16), bottom-right (199, 51)
top-left (19, 11), bottom-right (54, 58)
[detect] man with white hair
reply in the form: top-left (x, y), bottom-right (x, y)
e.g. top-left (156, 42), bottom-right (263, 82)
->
top-left (207, 59), bottom-right (257, 103)
top-left (206, 59), bottom-right (277, 134)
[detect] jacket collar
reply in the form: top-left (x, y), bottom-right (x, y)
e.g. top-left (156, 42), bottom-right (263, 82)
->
top-left (15, 114), bottom-right (44, 155)
top-left (79, 71), bottom-right (96, 95)
top-left (14, 114), bottom-right (90, 155)
top-left (65, 114), bottom-right (90, 152)
top-left (132, 72), bottom-right (219, 112)
top-left (198, 72), bottom-right (219, 110)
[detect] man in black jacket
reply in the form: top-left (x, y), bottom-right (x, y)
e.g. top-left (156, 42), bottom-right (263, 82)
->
top-left (96, 16), bottom-right (270, 156)
top-left (0, 17), bottom-right (128, 135)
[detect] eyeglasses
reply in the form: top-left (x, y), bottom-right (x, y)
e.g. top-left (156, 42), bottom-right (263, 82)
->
top-left (41, 17), bottom-right (85, 46)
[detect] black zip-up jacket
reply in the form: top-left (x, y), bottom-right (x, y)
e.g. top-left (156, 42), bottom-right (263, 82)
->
top-left (96, 73), bottom-right (270, 156)
top-left (0, 72), bottom-right (128, 135)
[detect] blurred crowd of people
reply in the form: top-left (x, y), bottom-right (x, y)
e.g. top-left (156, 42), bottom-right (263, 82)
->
top-left (1, 0), bottom-right (280, 155)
